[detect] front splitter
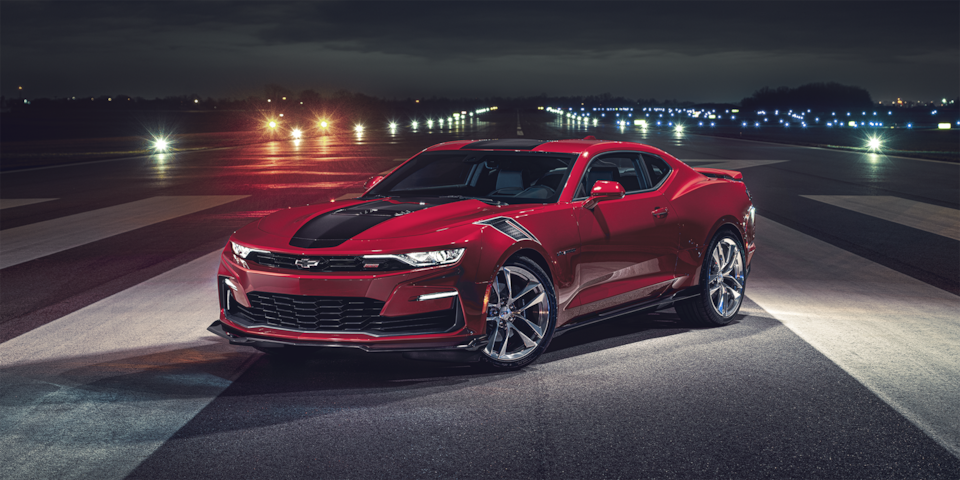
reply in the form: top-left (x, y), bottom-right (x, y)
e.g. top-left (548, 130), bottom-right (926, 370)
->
top-left (208, 321), bottom-right (486, 362)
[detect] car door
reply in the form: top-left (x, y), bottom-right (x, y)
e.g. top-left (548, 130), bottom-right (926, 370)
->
top-left (572, 152), bottom-right (680, 316)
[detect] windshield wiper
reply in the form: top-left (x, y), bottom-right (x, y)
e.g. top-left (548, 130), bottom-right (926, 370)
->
top-left (439, 195), bottom-right (506, 206)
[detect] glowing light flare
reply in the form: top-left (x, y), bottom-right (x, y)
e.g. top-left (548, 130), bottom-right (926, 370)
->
top-left (152, 137), bottom-right (169, 152)
top-left (411, 121), bottom-right (419, 128)
top-left (268, 121), bottom-right (277, 129)
top-left (867, 136), bottom-right (883, 151)
top-left (354, 124), bottom-right (365, 133)
top-left (291, 128), bottom-right (302, 139)
top-left (318, 120), bottom-right (329, 128)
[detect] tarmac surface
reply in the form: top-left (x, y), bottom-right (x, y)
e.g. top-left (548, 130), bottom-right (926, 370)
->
top-left (1, 112), bottom-right (958, 479)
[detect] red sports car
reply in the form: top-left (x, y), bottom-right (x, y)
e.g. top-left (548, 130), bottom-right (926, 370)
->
top-left (210, 138), bottom-right (756, 369)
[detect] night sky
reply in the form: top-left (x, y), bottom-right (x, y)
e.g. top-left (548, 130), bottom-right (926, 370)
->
top-left (2, 1), bottom-right (957, 103)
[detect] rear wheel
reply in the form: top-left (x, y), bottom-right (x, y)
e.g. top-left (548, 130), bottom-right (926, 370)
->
top-left (676, 230), bottom-right (746, 327)
top-left (478, 256), bottom-right (557, 370)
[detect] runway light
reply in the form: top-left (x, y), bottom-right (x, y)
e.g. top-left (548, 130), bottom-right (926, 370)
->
top-left (675, 125), bottom-right (684, 133)
top-left (389, 122), bottom-right (398, 130)
top-left (291, 128), bottom-right (302, 139)
top-left (268, 121), bottom-right (277, 128)
top-left (354, 124), bottom-right (364, 133)
top-left (867, 136), bottom-right (882, 151)
top-left (152, 138), bottom-right (169, 152)
top-left (411, 121), bottom-right (418, 128)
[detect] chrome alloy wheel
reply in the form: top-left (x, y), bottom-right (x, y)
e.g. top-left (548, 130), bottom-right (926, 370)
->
top-left (707, 237), bottom-right (745, 318)
top-left (483, 265), bottom-right (551, 362)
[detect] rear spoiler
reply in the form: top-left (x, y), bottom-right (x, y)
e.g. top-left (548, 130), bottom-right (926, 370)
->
top-left (694, 167), bottom-right (743, 181)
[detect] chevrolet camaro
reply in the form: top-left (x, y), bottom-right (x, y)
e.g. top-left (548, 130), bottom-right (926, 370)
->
top-left (209, 137), bottom-right (756, 370)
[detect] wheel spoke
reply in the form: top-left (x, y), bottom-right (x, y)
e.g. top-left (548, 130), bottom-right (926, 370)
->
top-left (509, 282), bottom-right (540, 305)
top-left (712, 248), bottom-right (722, 272)
top-left (502, 267), bottom-right (513, 302)
top-left (709, 283), bottom-right (722, 295)
top-left (486, 325), bottom-right (500, 356)
top-left (515, 292), bottom-right (546, 312)
top-left (725, 276), bottom-right (743, 291)
top-left (499, 324), bottom-right (512, 357)
top-left (725, 285), bottom-right (741, 300)
top-left (724, 247), bottom-right (738, 274)
top-left (521, 318), bottom-right (544, 338)
top-left (493, 277), bottom-right (502, 306)
top-left (513, 326), bottom-right (537, 348)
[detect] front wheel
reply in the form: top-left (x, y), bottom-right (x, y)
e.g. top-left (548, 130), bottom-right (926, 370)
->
top-left (478, 256), bottom-right (557, 370)
top-left (675, 230), bottom-right (746, 327)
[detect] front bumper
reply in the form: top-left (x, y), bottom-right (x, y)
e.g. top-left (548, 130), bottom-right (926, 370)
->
top-left (214, 243), bottom-right (490, 354)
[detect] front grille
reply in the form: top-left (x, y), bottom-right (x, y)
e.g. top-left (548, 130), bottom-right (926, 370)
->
top-left (247, 251), bottom-right (408, 272)
top-left (227, 291), bottom-right (458, 334)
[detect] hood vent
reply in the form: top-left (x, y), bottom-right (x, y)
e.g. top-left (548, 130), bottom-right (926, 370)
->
top-left (474, 217), bottom-right (539, 243)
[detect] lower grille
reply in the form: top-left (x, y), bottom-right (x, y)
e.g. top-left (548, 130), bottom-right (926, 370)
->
top-left (227, 291), bottom-right (458, 334)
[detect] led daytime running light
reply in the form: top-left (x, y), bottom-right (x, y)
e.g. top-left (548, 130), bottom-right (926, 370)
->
top-left (230, 241), bottom-right (268, 259)
top-left (364, 248), bottom-right (465, 268)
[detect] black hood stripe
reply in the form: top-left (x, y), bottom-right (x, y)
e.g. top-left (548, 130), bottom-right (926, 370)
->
top-left (289, 198), bottom-right (451, 248)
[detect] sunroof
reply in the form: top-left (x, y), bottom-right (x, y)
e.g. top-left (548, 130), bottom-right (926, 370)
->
top-left (461, 139), bottom-right (549, 150)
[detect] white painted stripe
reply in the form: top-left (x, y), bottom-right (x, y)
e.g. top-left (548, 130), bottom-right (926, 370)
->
top-left (0, 196), bottom-right (247, 269)
top-left (683, 159), bottom-right (787, 170)
top-left (0, 251), bottom-right (257, 480)
top-left (0, 198), bottom-right (58, 210)
top-left (747, 216), bottom-right (960, 457)
top-left (801, 195), bottom-right (960, 241)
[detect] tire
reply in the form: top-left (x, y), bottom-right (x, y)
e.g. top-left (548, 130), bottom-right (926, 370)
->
top-left (478, 256), bottom-right (558, 370)
top-left (675, 229), bottom-right (746, 327)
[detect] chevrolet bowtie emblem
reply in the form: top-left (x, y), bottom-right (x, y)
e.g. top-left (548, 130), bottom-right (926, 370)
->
top-left (295, 258), bottom-right (321, 269)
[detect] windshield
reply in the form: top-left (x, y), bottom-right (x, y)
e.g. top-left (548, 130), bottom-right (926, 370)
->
top-left (364, 151), bottom-right (576, 204)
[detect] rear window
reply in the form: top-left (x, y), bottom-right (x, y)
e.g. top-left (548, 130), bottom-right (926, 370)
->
top-left (642, 154), bottom-right (672, 188)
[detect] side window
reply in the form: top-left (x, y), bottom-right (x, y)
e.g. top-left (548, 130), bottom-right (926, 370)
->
top-left (575, 153), bottom-right (649, 198)
top-left (642, 154), bottom-right (672, 189)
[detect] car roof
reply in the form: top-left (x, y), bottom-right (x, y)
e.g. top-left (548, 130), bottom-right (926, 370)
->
top-left (423, 138), bottom-right (662, 156)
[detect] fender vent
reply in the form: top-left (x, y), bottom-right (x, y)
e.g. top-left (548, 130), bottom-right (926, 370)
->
top-left (475, 217), bottom-right (539, 243)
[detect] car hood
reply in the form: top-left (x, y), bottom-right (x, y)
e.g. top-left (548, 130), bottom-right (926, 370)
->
top-left (258, 197), bottom-right (529, 248)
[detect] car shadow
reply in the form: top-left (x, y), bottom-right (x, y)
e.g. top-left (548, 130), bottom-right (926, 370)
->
top-left (0, 307), bottom-right (756, 442)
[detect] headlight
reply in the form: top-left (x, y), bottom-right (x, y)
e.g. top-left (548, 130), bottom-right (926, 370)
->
top-left (230, 241), bottom-right (267, 259)
top-left (364, 248), bottom-right (465, 268)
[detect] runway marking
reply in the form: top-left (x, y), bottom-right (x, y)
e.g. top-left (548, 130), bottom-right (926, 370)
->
top-left (0, 250), bottom-right (256, 480)
top-left (801, 195), bottom-right (960, 241)
top-left (683, 159), bottom-right (788, 170)
top-left (0, 198), bottom-right (58, 210)
top-left (517, 113), bottom-right (524, 137)
top-left (747, 216), bottom-right (960, 458)
top-left (0, 195), bottom-right (248, 269)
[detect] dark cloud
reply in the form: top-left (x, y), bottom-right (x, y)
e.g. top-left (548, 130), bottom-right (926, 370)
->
top-left (1, 1), bottom-right (957, 102)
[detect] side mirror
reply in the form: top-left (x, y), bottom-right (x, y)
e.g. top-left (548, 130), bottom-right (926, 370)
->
top-left (583, 180), bottom-right (625, 210)
top-left (363, 175), bottom-right (386, 192)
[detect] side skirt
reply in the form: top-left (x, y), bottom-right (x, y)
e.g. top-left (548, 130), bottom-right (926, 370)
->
top-left (553, 289), bottom-right (701, 337)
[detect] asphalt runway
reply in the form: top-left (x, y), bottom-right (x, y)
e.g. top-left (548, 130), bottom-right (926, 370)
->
top-left (1, 112), bottom-right (958, 479)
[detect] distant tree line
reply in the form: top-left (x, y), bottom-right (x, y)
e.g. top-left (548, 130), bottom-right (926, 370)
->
top-left (3, 82), bottom-right (883, 115)
top-left (740, 82), bottom-right (873, 111)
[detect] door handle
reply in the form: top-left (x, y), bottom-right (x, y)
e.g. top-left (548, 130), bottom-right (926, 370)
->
top-left (652, 207), bottom-right (669, 219)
